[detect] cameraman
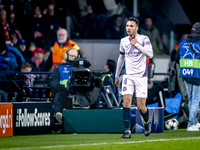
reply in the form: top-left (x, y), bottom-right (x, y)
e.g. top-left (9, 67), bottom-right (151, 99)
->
top-left (49, 48), bottom-right (78, 123)
top-left (50, 48), bottom-right (101, 123)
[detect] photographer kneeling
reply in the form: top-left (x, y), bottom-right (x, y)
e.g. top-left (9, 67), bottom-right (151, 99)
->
top-left (49, 48), bottom-right (101, 123)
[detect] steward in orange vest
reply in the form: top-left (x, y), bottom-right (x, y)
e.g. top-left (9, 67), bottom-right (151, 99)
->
top-left (52, 40), bottom-right (80, 68)
top-left (42, 28), bottom-right (82, 71)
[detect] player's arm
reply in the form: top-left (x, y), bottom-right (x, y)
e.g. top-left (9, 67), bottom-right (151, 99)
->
top-left (115, 53), bottom-right (125, 78)
top-left (115, 39), bottom-right (125, 87)
top-left (135, 37), bottom-right (153, 58)
top-left (116, 39), bottom-right (125, 78)
top-left (115, 53), bottom-right (125, 87)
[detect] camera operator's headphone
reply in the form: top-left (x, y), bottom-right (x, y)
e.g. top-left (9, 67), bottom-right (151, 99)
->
top-left (64, 48), bottom-right (80, 60)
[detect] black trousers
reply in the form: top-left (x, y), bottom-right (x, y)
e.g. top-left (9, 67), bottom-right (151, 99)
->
top-left (52, 92), bottom-right (72, 115)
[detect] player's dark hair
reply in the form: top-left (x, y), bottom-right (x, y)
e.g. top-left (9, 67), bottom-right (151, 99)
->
top-left (126, 17), bottom-right (139, 27)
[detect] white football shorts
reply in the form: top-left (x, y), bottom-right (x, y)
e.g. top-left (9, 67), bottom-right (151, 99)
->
top-left (121, 75), bottom-right (147, 98)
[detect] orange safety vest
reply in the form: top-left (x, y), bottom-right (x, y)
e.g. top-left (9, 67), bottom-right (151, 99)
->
top-left (52, 40), bottom-right (80, 68)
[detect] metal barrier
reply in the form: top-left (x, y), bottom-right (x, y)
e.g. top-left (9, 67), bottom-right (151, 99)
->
top-left (0, 71), bottom-right (52, 102)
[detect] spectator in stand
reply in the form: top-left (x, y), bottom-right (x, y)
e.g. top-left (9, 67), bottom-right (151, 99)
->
top-left (9, 12), bottom-right (16, 29)
top-left (9, 12), bottom-right (19, 31)
top-left (42, 28), bottom-right (81, 71)
top-left (161, 32), bottom-right (170, 55)
top-left (76, 0), bottom-right (96, 38)
top-left (16, 39), bottom-right (28, 58)
top-left (0, 41), bottom-right (18, 71)
top-left (18, 62), bottom-right (35, 88)
top-left (6, 36), bottom-right (26, 70)
top-left (8, 12), bottom-right (23, 39)
top-left (0, 8), bottom-right (11, 44)
top-left (0, 0), bottom-right (17, 14)
top-left (0, 8), bottom-right (25, 70)
top-left (26, 47), bottom-right (46, 71)
top-left (0, 9), bottom-right (22, 46)
top-left (10, 29), bottom-right (21, 46)
top-left (0, 8), bottom-right (24, 68)
top-left (0, 9), bottom-right (8, 102)
top-left (41, 3), bottom-right (60, 51)
top-left (139, 15), bottom-right (163, 55)
top-left (21, 41), bottom-right (37, 60)
top-left (0, 0), bottom-right (29, 23)
top-left (103, 0), bottom-right (132, 18)
top-left (28, 5), bottom-right (45, 48)
top-left (11, 62), bottom-right (35, 102)
top-left (76, 0), bottom-right (108, 38)
top-left (106, 15), bottom-right (124, 39)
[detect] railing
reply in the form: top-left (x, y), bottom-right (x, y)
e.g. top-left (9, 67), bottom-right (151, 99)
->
top-left (0, 71), bottom-right (169, 102)
top-left (0, 71), bottom-right (52, 102)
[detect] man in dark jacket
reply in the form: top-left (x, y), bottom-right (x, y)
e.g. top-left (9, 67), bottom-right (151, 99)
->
top-left (50, 48), bottom-right (78, 123)
top-left (175, 22), bottom-right (200, 131)
top-left (50, 47), bottom-right (101, 123)
top-left (0, 44), bottom-right (18, 71)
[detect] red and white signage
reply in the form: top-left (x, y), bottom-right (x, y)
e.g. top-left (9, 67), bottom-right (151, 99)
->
top-left (0, 103), bottom-right (13, 137)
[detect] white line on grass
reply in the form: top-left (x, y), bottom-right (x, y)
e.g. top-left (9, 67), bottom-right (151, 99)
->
top-left (1, 137), bottom-right (200, 150)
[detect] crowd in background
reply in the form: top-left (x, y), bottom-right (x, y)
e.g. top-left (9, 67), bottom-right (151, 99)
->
top-left (0, 0), bottom-right (191, 102)
top-left (0, 0), bottom-right (186, 54)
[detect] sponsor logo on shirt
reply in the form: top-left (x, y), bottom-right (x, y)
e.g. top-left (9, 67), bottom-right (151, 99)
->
top-left (125, 51), bottom-right (140, 56)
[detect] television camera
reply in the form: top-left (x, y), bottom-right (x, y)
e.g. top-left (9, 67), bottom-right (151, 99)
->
top-left (66, 58), bottom-right (99, 94)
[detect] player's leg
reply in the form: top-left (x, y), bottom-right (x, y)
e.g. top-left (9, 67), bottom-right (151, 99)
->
top-left (135, 76), bottom-right (151, 136)
top-left (121, 94), bottom-right (132, 138)
top-left (121, 75), bottom-right (134, 138)
top-left (137, 97), bottom-right (151, 136)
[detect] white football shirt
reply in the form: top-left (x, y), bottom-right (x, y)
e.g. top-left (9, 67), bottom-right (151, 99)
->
top-left (119, 34), bottom-right (153, 77)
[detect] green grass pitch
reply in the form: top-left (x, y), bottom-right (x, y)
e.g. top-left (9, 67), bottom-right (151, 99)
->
top-left (1, 129), bottom-right (200, 150)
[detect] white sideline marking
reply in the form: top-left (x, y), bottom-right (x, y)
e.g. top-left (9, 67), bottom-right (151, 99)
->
top-left (1, 137), bottom-right (200, 150)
